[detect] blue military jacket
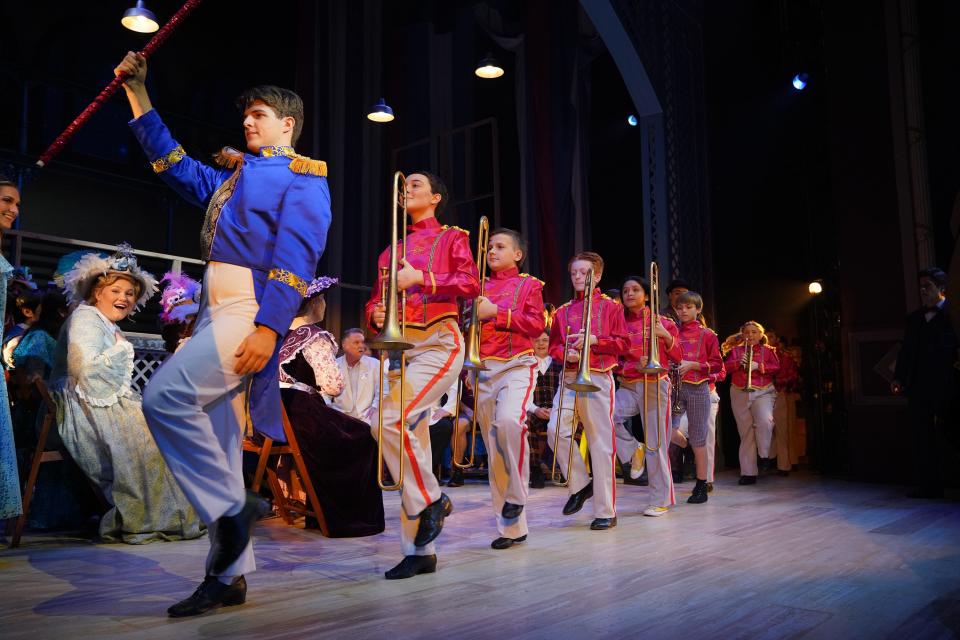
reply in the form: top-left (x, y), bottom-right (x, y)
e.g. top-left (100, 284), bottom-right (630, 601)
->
top-left (130, 109), bottom-right (331, 441)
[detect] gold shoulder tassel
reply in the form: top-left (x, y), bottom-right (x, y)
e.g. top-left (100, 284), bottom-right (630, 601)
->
top-left (288, 156), bottom-right (328, 176)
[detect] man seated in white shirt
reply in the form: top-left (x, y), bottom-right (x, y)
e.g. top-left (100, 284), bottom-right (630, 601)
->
top-left (325, 328), bottom-right (383, 425)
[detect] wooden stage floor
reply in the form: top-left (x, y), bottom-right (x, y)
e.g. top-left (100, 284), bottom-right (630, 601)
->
top-left (2, 471), bottom-right (959, 639)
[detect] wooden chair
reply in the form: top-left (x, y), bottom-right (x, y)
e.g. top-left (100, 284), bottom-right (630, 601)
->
top-left (243, 403), bottom-right (329, 536)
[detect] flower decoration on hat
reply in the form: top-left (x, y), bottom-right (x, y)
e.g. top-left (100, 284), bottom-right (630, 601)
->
top-left (62, 242), bottom-right (158, 310)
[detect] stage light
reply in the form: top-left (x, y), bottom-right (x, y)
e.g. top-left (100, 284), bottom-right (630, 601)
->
top-left (367, 98), bottom-right (395, 123)
top-left (792, 73), bottom-right (809, 91)
top-left (627, 115), bottom-right (638, 126)
top-left (475, 54), bottom-right (505, 79)
top-left (808, 281), bottom-right (823, 295)
top-left (122, 1), bottom-right (159, 33)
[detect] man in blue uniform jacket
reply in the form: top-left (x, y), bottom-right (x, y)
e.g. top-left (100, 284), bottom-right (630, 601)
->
top-left (116, 52), bottom-right (331, 617)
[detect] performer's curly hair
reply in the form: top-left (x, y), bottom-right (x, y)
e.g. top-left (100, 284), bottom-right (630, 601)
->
top-left (236, 86), bottom-right (305, 146)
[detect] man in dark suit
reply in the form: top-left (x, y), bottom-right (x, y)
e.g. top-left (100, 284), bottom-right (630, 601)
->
top-left (892, 268), bottom-right (959, 498)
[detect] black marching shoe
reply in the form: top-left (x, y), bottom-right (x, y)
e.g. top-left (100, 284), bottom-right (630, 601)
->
top-left (738, 475), bottom-right (757, 485)
top-left (501, 502), bottom-right (524, 519)
top-left (529, 466), bottom-right (546, 489)
top-left (384, 555), bottom-right (437, 580)
top-left (758, 457), bottom-right (776, 473)
top-left (447, 467), bottom-right (464, 487)
top-left (210, 492), bottom-right (269, 575)
top-left (590, 517), bottom-right (617, 530)
top-left (167, 575), bottom-right (247, 618)
top-left (687, 479), bottom-right (709, 504)
top-left (413, 493), bottom-right (453, 547)
top-left (562, 481), bottom-right (594, 515)
top-left (491, 534), bottom-right (527, 550)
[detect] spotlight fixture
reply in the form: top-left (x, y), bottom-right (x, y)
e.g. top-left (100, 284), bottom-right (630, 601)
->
top-left (627, 115), bottom-right (638, 126)
top-left (367, 98), bottom-right (395, 123)
top-left (808, 280), bottom-right (823, 295)
top-left (792, 73), bottom-right (809, 91)
top-left (122, 0), bottom-right (159, 33)
top-left (475, 54), bottom-right (505, 79)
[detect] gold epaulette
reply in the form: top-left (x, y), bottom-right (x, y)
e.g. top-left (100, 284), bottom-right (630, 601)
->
top-left (520, 273), bottom-right (546, 287)
top-left (288, 155), bottom-right (328, 176)
top-left (213, 147), bottom-right (245, 170)
top-left (600, 293), bottom-right (619, 304)
top-left (443, 225), bottom-right (469, 235)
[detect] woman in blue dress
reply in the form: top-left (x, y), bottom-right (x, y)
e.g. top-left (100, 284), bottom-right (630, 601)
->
top-left (0, 176), bottom-right (23, 521)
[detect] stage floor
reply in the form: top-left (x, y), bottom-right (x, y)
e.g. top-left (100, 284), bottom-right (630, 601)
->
top-left (2, 471), bottom-right (959, 639)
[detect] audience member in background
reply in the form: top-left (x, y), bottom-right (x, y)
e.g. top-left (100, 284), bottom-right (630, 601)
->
top-left (3, 289), bottom-right (42, 368)
top-left (52, 244), bottom-right (203, 543)
top-left (326, 328), bottom-right (383, 425)
top-left (0, 175), bottom-right (22, 522)
top-left (158, 272), bottom-right (201, 353)
top-left (526, 329), bottom-right (561, 488)
top-left (12, 291), bottom-right (69, 381)
top-left (892, 267), bottom-right (959, 499)
top-left (278, 277), bottom-right (384, 537)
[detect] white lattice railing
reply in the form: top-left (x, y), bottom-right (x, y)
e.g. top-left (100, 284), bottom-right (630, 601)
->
top-left (127, 334), bottom-right (169, 393)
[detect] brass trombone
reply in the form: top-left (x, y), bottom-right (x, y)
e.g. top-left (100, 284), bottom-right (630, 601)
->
top-left (452, 216), bottom-right (489, 469)
top-left (367, 171), bottom-right (415, 491)
top-left (640, 262), bottom-right (667, 454)
top-left (550, 267), bottom-right (601, 486)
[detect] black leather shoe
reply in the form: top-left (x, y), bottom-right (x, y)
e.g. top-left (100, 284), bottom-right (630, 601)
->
top-left (738, 475), bottom-right (757, 485)
top-left (562, 481), bottom-right (594, 515)
top-left (210, 492), bottom-right (269, 575)
top-left (758, 457), bottom-right (775, 473)
top-left (687, 479), bottom-right (708, 504)
top-left (414, 493), bottom-right (453, 547)
top-left (501, 502), bottom-right (524, 519)
top-left (384, 554), bottom-right (437, 579)
top-left (491, 534), bottom-right (527, 550)
top-left (590, 517), bottom-right (617, 530)
top-left (447, 467), bottom-right (464, 487)
top-left (167, 576), bottom-right (247, 617)
top-left (529, 467), bottom-right (546, 489)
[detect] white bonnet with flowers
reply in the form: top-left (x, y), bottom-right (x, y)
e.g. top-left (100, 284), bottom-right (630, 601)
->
top-left (62, 242), bottom-right (159, 310)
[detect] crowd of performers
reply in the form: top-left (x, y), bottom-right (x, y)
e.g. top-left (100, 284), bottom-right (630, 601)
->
top-left (0, 53), bottom-right (801, 618)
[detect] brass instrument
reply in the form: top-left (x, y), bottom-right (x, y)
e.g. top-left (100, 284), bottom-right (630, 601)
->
top-left (367, 171), bottom-right (416, 491)
top-left (639, 262), bottom-right (667, 453)
top-left (551, 267), bottom-right (601, 486)
top-left (669, 363), bottom-right (683, 416)
top-left (452, 216), bottom-right (489, 469)
top-left (744, 340), bottom-right (756, 392)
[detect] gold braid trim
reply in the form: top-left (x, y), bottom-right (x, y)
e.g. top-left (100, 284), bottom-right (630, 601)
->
top-left (151, 145), bottom-right (186, 173)
top-left (213, 147), bottom-right (246, 169)
top-left (288, 155), bottom-right (327, 176)
top-left (268, 268), bottom-right (309, 297)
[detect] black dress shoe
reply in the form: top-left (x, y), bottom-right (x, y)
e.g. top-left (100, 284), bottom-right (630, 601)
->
top-left (529, 467), bottom-right (546, 489)
top-left (447, 467), bottom-right (464, 487)
top-left (687, 479), bottom-right (708, 504)
top-left (491, 534), bottom-right (527, 550)
top-left (562, 481), bottom-right (594, 515)
top-left (414, 493), bottom-right (453, 547)
top-left (758, 457), bottom-right (775, 473)
top-left (501, 502), bottom-right (524, 519)
top-left (590, 517), bottom-right (617, 530)
top-left (167, 575), bottom-right (247, 618)
top-left (210, 492), bottom-right (269, 575)
top-left (738, 475), bottom-right (757, 485)
top-left (384, 554), bottom-right (437, 579)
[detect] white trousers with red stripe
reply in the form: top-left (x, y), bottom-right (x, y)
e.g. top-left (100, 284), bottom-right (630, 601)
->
top-left (547, 371), bottom-right (617, 519)
top-left (613, 378), bottom-right (675, 508)
top-left (475, 354), bottom-right (538, 539)
top-left (372, 322), bottom-right (463, 557)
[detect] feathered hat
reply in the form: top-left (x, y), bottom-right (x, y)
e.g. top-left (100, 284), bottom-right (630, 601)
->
top-left (159, 271), bottom-right (202, 324)
top-left (305, 275), bottom-right (338, 298)
top-left (62, 242), bottom-right (158, 309)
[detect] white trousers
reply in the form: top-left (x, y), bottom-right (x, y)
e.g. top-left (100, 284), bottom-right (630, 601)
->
top-left (143, 262), bottom-right (256, 578)
top-left (675, 388), bottom-right (720, 482)
top-left (476, 355), bottom-right (538, 539)
top-left (613, 379), bottom-right (674, 508)
top-left (730, 386), bottom-right (777, 476)
top-left (372, 321), bottom-right (463, 556)
top-left (547, 371), bottom-right (617, 518)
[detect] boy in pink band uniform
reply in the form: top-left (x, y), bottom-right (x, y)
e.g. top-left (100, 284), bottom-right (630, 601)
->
top-left (547, 252), bottom-right (629, 530)
top-left (723, 320), bottom-right (781, 485)
top-left (365, 171), bottom-right (480, 579)
top-left (613, 275), bottom-right (682, 517)
top-left (473, 228), bottom-right (546, 550)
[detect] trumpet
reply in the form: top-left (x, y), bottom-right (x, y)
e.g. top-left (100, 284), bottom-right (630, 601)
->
top-left (640, 262), bottom-right (667, 452)
top-left (367, 171), bottom-right (415, 491)
top-left (452, 216), bottom-right (489, 469)
top-left (550, 267), bottom-right (601, 486)
top-left (744, 340), bottom-right (756, 392)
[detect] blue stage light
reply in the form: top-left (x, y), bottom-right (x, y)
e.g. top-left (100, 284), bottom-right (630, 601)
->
top-left (627, 115), bottom-right (638, 126)
top-left (792, 73), bottom-right (809, 91)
